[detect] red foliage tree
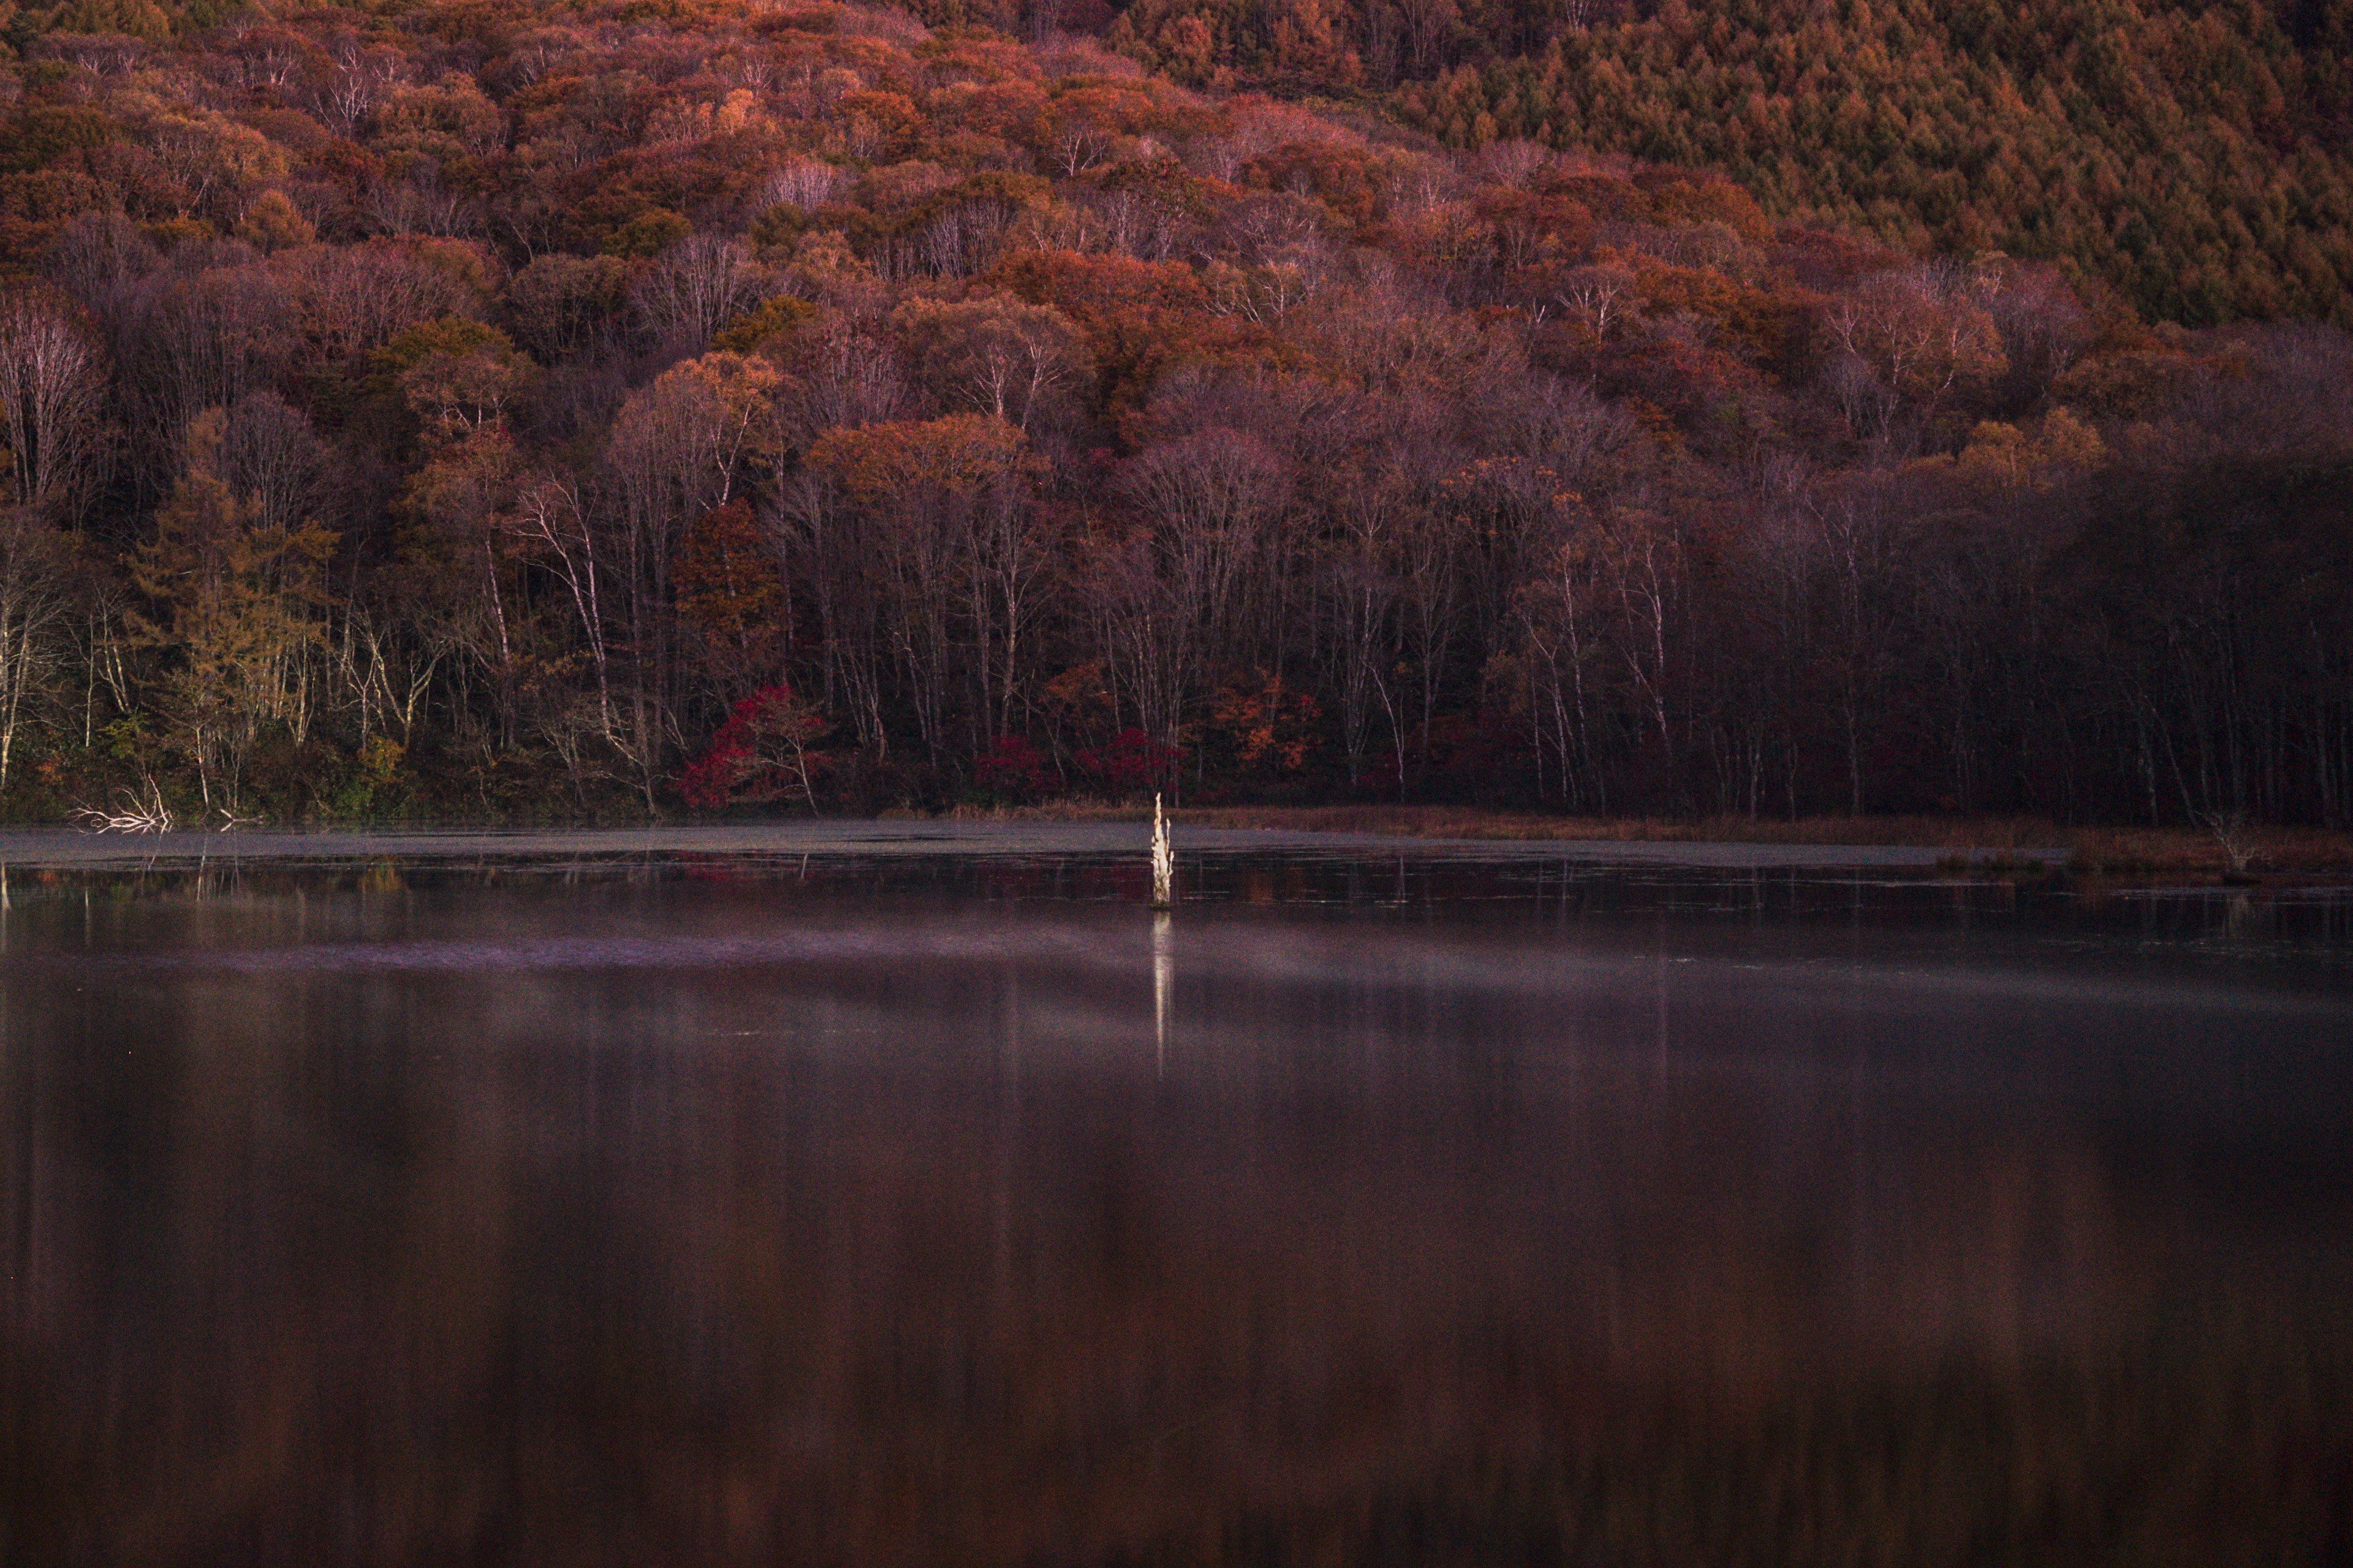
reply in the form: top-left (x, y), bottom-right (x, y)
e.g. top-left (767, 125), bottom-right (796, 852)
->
top-left (1075, 727), bottom-right (1182, 797)
top-left (971, 733), bottom-right (1059, 803)
top-left (678, 684), bottom-right (830, 813)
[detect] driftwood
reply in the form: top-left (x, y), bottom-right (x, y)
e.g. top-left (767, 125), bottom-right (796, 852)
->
top-left (69, 779), bottom-right (175, 834)
top-left (2202, 810), bottom-right (2263, 876)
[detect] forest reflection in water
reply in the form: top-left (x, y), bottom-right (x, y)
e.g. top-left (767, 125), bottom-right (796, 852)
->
top-left (2, 854), bottom-right (2349, 1565)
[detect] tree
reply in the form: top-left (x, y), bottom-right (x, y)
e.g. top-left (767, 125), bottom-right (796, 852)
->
top-left (393, 428), bottom-right (525, 746)
top-left (0, 290), bottom-right (107, 521)
top-left (675, 498), bottom-right (787, 700)
top-left (0, 509), bottom-right (78, 790)
top-left (601, 350), bottom-right (785, 800)
top-left (379, 317), bottom-right (535, 447)
top-left (122, 265), bottom-right (295, 488)
top-left (505, 475), bottom-right (613, 734)
top-left (128, 411), bottom-right (336, 816)
top-left (803, 414), bottom-right (1043, 763)
top-left (890, 295), bottom-right (1089, 433)
top-left (1822, 264), bottom-right (2008, 446)
top-left (678, 683), bottom-right (828, 812)
top-left (1115, 425), bottom-right (1294, 743)
top-left (631, 234), bottom-right (770, 359)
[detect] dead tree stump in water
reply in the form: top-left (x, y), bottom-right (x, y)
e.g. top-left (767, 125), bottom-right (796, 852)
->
top-left (1150, 793), bottom-right (1174, 909)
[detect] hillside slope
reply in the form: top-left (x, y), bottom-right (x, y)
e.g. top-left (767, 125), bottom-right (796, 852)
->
top-left (0, 0), bottom-right (2346, 828)
top-left (1105, 0), bottom-right (2353, 325)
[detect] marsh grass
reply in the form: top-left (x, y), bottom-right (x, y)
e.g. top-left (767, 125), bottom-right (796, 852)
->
top-left (2066, 825), bottom-right (2353, 878)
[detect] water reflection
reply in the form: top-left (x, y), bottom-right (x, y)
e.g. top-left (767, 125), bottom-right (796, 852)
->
top-left (1, 858), bottom-right (2349, 1564)
top-left (1152, 909), bottom-right (1172, 1076)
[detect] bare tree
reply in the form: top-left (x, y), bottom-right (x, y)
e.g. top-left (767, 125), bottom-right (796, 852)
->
top-left (278, 239), bottom-right (488, 362)
top-left (1115, 427), bottom-right (1294, 746)
top-left (0, 291), bottom-right (108, 520)
top-left (803, 415), bottom-right (1039, 765)
top-left (0, 509), bottom-right (77, 789)
top-left (506, 475), bottom-right (615, 735)
top-left (41, 213), bottom-right (158, 324)
top-left (122, 264), bottom-right (295, 487)
top-left (775, 322), bottom-right (907, 443)
top-left (754, 156), bottom-right (844, 215)
top-left (218, 392), bottom-right (327, 534)
top-left (1822, 263), bottom-right (2007, 446)
top-left (631, 234), bottom-right (769, 358)
top-left (1324, 463), bottom-right (1409, 789)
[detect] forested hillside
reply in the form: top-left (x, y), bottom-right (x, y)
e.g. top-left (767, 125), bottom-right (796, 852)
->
top-left (0, 0), bottom-right (2347, 826)
top-left (1107, 0), bottom-right (2353, 327)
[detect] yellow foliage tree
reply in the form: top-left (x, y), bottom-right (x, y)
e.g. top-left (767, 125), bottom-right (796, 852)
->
top-left (128, 410), bottom-right (336, 816)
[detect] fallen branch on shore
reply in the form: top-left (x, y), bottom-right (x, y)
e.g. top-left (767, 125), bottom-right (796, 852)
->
top-left (69, 782), bottom-right (176, 835)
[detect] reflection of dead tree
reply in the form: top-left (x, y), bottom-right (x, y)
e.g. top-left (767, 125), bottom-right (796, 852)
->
top-left (70, 778), bottom-right (175, 833)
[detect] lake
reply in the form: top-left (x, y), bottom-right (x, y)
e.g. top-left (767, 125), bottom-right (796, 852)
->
top-left (2, 831), bottom-right (2349, 1564)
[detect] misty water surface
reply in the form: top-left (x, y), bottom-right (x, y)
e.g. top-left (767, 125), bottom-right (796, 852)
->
top-left (2, 851), bottom-right (2349, 1564)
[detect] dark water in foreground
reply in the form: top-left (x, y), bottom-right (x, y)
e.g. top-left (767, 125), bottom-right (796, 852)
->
top-left (2, 853), bottom-right (2351, 1566)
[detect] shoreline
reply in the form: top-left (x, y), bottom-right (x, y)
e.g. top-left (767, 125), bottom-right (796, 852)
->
top-left (0, 815), bottom-right (2203, 874)
top-left (952, 804), bottom-right (2353, 879)
top-left (0, 807), bottom-right (2342, 880)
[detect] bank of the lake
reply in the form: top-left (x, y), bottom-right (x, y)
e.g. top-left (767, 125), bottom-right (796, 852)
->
top-left (943, 803), bottom-right (2353, 879)
top-left (9, 811), bottom-right (2351, 879)
top-left (0, 820), bottom-right (2063, 873)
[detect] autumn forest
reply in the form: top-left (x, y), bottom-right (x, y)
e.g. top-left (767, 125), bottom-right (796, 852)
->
top-left (0, 0), bottom-right (2348, 825)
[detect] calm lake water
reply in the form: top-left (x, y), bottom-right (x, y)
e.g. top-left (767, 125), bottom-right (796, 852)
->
top-left (3, 847), bottom-right (2350, 1564)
